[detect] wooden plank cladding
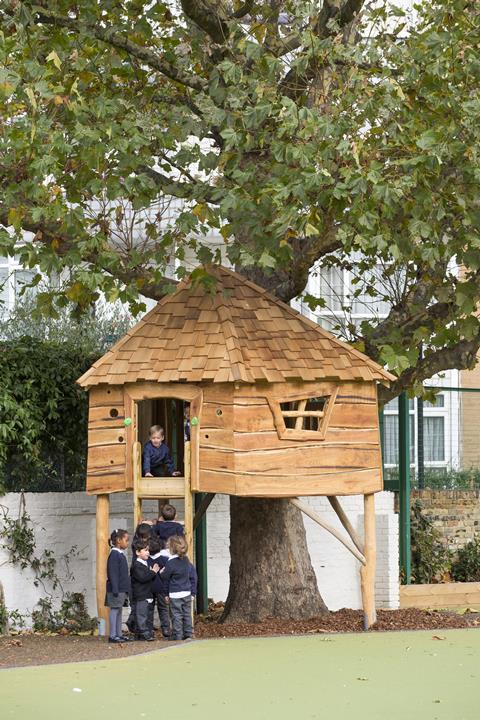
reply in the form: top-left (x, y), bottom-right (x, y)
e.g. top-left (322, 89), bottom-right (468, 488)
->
top-left (194, 380), bottom-right (383, 496)
top-left (86, 385), bottom-right (127, 494)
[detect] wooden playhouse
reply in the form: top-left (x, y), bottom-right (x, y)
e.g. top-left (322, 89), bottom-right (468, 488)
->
top-left (78, 265), bottom-right (394, 628)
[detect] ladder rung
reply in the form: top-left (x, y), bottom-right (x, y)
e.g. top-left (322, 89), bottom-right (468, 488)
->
top-left (137, 477), bottom-right (186, 499)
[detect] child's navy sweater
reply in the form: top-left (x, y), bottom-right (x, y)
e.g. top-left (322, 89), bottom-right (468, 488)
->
top-left (153, 520), bottom-right (184, 547)
top-left (142, 441), bottom-right (174, 475)
top-left (162, 556), bottom-right (198, 597)
top-left (106, 549), bottom-right (130, 595)
top-left (148, 551), bottom-right (169, 595)
top-left (130, 559), bottom-right (156, 601)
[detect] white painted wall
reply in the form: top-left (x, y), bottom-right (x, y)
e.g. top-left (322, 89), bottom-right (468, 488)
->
top-left (0, 491), bottom-right (398, 625)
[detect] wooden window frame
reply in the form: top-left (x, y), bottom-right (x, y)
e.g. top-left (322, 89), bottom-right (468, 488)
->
top-left (267, 387), bottom-right (338, 441)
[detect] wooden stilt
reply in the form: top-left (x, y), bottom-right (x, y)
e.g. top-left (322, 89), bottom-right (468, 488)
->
top-left (290, 498), bottom-right (366, 565)
top-left (96, 494), bottom-right (110, 634)
top-left (133, 441), bottom-right (142, 528)
top-left (327, 496), bottom-right (365, 556)
top-left (360, 493), bottom-right (377, 630)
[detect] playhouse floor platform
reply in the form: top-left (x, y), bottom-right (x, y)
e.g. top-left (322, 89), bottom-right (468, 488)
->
top-left (1, 629), bottom-right (478, 720)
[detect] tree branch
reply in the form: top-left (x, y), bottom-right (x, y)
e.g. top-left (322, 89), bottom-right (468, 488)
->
top-left (20, 6), bottom-right (207, 93)
top-left (280, 0), bottom-right (366, 99)
top-left (379, 338), bottom-right (480, 404)
top-left (180, 0), bottom-right (230, 43)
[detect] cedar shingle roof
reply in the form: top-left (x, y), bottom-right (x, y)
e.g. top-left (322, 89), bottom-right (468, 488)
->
top-left (78, 266), bottom-right (394, 387)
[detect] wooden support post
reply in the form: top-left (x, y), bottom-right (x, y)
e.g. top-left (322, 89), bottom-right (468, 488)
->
top-left (290, 498), bottom-right (366, 565)
top-left (184, 440), bottom-right (193, 562)
top-left (327, 496), bottom-right (365, 556)
top-left (133, 441), bottom-right (142, 528)
top-left (96, 494), bottom-right (110, 634)
top-left (360, 493), bottom-right (377, 630)
top-left (193, 493), bottom-right (216, 531)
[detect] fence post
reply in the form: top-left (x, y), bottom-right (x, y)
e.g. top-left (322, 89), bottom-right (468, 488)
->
top-left (195, 493), bottom-right (208, 614)
top-left (398, 392), bottom-right (411, 584)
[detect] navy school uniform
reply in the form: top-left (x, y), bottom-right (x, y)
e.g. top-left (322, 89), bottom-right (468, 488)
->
top-left (105, 548), bottom-right (130, 607)
top-left (148, 550), bottom-right (171, 637)
top-left (130, 558), bottom-right (156, 639)
top-left (153, 520), bottom-right (185, 548)
top-left (142, 441), bottom-right (174, 476)
top-left (162, 555), bottom-right (198, 641)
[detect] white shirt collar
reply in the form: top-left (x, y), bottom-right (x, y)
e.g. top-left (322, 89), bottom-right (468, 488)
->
top-left (136, 557), bottom-right (148, 566)
top-left (168, 554), bottom-right (179, 561)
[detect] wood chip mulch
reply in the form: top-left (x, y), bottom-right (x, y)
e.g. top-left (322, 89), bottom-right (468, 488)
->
top-left (1, 608), bottom-right (478, 669)
top-left (195, 607), bottom-right (480, 638)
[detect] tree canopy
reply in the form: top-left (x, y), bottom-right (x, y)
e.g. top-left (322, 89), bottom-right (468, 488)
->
top-left (1, 0), bottom-right (480, 397)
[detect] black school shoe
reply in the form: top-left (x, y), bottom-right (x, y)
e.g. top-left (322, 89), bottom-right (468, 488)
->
top-left (135, 634), bottom-right (154, 642)
top-left (108, 636), bottom-right (125, 644)
top-left (120, 635), bottom-right (134, 642)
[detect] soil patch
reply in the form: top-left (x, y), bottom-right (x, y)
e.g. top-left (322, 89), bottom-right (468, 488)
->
top-left (0, 632), bottom-right (177, 669)
top-left (1, 608), bottom-right (478, 669)
top-left (195, 607), bottom-right (480, 638)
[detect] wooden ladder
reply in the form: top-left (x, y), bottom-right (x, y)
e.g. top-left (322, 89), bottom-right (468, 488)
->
top-left (132, 440), bottom-right (193, 561)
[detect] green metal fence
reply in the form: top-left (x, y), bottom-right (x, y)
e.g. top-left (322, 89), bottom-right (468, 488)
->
top-left (383, 386), bottom-right (480, 583)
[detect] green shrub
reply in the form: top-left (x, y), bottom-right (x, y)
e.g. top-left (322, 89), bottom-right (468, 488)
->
top-left (0, 337), bottom-right (95, 492)
top-left (32, 593), bottom-right (97, 634)
top-left (410, 500), bottom-right (452, 583)
top-left (451, 537), bottom-right (480, 582)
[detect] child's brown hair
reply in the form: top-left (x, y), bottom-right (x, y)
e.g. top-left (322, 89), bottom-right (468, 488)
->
top-left (149, 424), bottom-right (164, 438)
top-left (161, 503), bottom-right (176, 521)
top-left (168, 534), bottom-right (188, 558)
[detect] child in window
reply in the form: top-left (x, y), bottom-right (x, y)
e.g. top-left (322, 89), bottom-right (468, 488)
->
top-left (142, 425), bottom-right (181, 477)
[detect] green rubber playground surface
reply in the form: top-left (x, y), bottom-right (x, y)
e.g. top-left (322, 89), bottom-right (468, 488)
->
top-left (1, 629), bottom-right (478, 720)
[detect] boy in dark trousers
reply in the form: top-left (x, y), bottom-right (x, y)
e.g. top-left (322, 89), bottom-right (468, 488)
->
top-left (153, 504), bottom-right (184, 548)
top-left (161, 535), bottom-right (197, 641)
top-left (130, 540), bottom-right (159, 641)
top-left (148, 536), bottom-right (172, 639)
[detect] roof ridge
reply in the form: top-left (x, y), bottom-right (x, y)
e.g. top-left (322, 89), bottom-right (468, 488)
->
top-left (213, 293), bottom-right (254, 383)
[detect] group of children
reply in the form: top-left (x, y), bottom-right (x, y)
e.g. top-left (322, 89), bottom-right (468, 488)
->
top-left (106, 503), bottom-right (197, 644)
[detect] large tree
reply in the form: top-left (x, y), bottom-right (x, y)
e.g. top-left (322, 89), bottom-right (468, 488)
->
top-left (1, 0), bottom-right (480, 621)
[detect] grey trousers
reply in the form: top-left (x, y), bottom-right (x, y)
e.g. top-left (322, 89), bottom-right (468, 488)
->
top-left (170, 596), bottom-right (193, 640)
top-left (109, 607), bottom-right (123, 639)
top-left (155, 594), bottom-right (172, 637)
top-left (135, 600), bottom-right (152, 638)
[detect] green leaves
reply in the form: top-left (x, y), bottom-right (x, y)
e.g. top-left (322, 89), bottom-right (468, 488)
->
top-left (0, 0), bottom-right (479, 394)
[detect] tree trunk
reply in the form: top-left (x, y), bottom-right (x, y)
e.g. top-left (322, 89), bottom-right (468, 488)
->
top-left (222, 497), bottom-right (328, 623)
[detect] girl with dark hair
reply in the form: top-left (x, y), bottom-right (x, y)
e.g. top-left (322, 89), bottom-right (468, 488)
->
top-left (106, 529), bottom-right (132, 644)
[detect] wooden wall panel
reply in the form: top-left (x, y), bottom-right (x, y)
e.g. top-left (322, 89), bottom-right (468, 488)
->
top-left (235, 467), bottom-right (382, 497)
top-left (89, 386), bottom-right (124, 406)
top-left (199, 447), bottom-right (236, 473)
top-left (328, 402), bottom-right (378, 429)
top-left (87, 386), bottom-right (127, 494)
top-left (196, 469), bottom-right (237, 494)
top-left (88, 427), bottom-right (127, 447)
top-left (194, 379), bottom-right (383, 498)
top-left (233, 445), bottom-right (381, 476)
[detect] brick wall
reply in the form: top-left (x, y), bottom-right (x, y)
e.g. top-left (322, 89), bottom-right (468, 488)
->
top-left (460, 366), bottom-right (480, 469)
top-left (412, 489), bottom-right (480, 550)
top-left (0, 491), bottom-right (399, 625)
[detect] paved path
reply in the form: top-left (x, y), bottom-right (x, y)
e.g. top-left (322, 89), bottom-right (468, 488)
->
top-left (1, 629), bottom-right (478, 720)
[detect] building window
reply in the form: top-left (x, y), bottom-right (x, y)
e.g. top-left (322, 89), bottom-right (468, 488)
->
top-left (0, 256), bottom-right (36, 312)
top-left (269, 388), bottom-right (338, 441)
